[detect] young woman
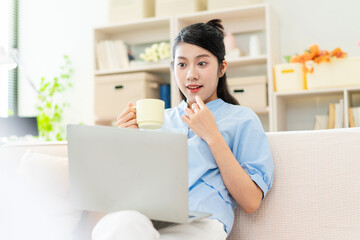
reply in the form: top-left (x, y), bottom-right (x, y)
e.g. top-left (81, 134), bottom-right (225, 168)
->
top-left (95, 19), bottom-right (274, 240)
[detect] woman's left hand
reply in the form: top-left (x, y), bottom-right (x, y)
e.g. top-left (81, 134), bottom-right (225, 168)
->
top-left (182, 96), bottom-right (221, 143)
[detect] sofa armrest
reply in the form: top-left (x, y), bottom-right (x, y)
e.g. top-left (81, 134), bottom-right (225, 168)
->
top-left (0, 141), bottom-right (68, 169)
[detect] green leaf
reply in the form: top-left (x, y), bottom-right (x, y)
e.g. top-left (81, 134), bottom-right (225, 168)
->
top-left (56, 133), bottom-right (63, 141)
top-left (35, 55), bottom-right (73, 141)
top-left (284, 56), bottom-right (291, 63)
top-left (40, 82), bottom-right (50, 92)
top-left (305, 49), bottom-right (310, 53)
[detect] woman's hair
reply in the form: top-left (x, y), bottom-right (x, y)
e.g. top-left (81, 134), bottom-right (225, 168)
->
top-left (172, 19), bottom-right (239, 105)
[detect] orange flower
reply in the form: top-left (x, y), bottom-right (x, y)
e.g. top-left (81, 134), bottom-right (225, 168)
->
top-left (309, 44), bottom-right (320, 59)
top-left (286, 44), bottom-right (347, 74)
top-left (314, 55), bottom-right (330, 64)
top-left (331, 47), bottom-right (347, 58)
top-left (303, 51), bottom-right (312, 61)
top-left (289, 55), bottom-right (300, 63)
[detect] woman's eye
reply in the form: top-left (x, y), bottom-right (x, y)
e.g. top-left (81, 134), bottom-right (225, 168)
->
top-left (198, 62), bottom-right (207, 67)
top-left (177, 63), bottom-right (186, 67)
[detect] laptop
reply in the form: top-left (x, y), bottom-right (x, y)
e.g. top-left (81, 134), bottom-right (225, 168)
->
top-left (67, 124), bottom-right (211, 223)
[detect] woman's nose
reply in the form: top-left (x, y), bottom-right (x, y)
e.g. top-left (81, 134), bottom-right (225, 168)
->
top-left (186, 66), bottom-right (199, 81)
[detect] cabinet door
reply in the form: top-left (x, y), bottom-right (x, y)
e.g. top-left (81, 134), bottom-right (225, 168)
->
top-left (95, 79), bottom-right (145, 121)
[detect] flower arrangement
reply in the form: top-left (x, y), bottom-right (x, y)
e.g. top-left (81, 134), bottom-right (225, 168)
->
top-left (285, 44), bottom-right (347, 73)
top-left (139, 42), bottom-right (171, 62)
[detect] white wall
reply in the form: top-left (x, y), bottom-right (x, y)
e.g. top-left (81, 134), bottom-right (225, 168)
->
top-left (19, 0), bottom-right (108, 125)
top-left (18, 0), bottom-right (360, 125)
top-left (264, 0), bottom-right (360, 61)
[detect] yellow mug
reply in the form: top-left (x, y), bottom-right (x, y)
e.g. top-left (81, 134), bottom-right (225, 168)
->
top-left (135, 99), bottom-right (165, 129)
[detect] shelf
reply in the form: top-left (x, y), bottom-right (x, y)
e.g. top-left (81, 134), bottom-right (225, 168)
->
top-left (227, 55), bottom-right (267, 67)
top-left (177, 4), bottom-right (266, 22)
top-left (94, 17), bottom-right (170, 45)
top-left (95, 17), bottom-right (171, 34)
top-left (95, 62), bottom-right (171, 75)
top-left (275, 86), bottom-right (360, 98)
top-left (176, 4), bottom-right (267, 34)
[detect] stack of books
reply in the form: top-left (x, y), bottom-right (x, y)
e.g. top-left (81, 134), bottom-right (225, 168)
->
top-left (96, 40), bottom-right (129, 71)
top-left (348, 106), bottom-right (360, 127)
top-left (313, 100), bottom-right (344, 130)
top-left (314, 102), bottom-right (360, 129)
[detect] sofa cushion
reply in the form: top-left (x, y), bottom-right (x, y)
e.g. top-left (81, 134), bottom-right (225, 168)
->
top-left (1, 150), bottom-right (82, 240)
top-left (227, 128), bottom-right (360, 239)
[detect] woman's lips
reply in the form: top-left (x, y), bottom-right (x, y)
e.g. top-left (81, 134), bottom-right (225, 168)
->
top-left (186, 85), bottom-right (202, 93)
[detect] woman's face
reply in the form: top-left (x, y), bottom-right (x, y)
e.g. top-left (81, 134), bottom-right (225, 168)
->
top-left (173, 42), bottom-right (227, 105)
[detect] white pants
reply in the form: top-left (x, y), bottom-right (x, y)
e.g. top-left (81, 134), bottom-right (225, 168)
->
top-left (92, 210), bottom-right (227, 240)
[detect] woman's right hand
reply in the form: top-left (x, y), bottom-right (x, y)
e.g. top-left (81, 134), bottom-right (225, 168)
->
top-left (116, 102), bottom-right (138, 128)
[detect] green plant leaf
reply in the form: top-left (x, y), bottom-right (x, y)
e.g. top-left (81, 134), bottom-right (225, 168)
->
top-left (284, 56), bottom-right (291, 63)
top-left (36, 55), bottom-right (73, 141)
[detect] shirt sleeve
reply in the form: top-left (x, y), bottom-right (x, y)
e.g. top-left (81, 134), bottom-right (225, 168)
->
top-left (232, 109), bottom-right (274, 199)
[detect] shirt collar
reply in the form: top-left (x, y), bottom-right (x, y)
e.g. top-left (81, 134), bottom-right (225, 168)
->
top-left (178, 98), bottom-right (225, 111)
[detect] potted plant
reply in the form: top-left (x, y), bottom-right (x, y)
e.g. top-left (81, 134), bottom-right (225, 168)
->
top-left (36, 55), bottom-right (73, 141)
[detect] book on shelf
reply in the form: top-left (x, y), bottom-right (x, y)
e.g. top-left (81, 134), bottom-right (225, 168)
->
top-left (356, 107), bottom-right (360, 127)
top-left (328, 103), bottom-right (335, 129)
top-left (114, 40), bottom-right (130, 68)
top-left (96, 40), bottom-right (130, 71)
top-left (334, 99), bottom-right (344, 128)
top-left (349, 106), bottom-right (360, 127)
top-left (327, 99), bottom-right (344, 129)
top-left (313, 114), bottom-right (329, 130)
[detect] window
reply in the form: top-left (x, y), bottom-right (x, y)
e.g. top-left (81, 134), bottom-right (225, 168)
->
top-left (0, 0), bottom-right (18, 117)
top-left (0, 0), bottom-right (10, 117)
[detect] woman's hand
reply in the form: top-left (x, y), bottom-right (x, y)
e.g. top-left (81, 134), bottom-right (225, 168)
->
top-left (182, 96), bottom-right (221, 143)
top-left (116, 102), bottom-right (138, 128)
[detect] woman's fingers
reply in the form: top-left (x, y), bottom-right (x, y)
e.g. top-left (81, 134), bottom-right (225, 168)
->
top-left (182, 115), bottom-right (191, 126)
top-left (117, 111), bottom-right (136, 126)
top-left (195, 96), bottom-right (206, 109)
top-left (116, 108), bottom-right (136, 121)
top-left (191, 103), bottom-right (200, 113)
top-left (184, 108), bottom-right (194, 118)
top-left (118, 118), bottom-right (138, 128)
top-left (116, 103), bottom-right (136, 121)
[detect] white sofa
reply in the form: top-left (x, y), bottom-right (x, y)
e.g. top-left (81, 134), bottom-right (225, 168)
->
top-left (1, 128), bottom-right (360, 239)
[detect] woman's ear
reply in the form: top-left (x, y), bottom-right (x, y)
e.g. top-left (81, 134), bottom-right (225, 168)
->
top-left (219, 60), bottom-right (228, 77)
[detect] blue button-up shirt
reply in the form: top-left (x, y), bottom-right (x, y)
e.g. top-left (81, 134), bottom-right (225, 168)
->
top-left (161, 98), bottom-right (274, 234)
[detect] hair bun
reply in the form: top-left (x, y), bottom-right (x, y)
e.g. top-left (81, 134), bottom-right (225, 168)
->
top-left (206, 19), bottom-right (224, 32)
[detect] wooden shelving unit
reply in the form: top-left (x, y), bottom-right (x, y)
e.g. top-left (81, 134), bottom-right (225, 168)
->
top-left (274, 87), bottom-right (360, 131)
top-left (93, 4), bottom-right (280, 131)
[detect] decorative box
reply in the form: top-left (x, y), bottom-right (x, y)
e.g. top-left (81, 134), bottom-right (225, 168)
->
top-left (109, 0), bottom-right (155, 24)
top-left (94, 72), bottom-right (163, 122)
top-left (208, 0), bottom-right (261, 10)
top-left (228, 76), bottom-right (267, 109)
top-left (274, 63), bottom-right (306, 92)
top-left (305, 57), bottom-right (360, 90)
top-left (155, 0), bottom-right (207, 17)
